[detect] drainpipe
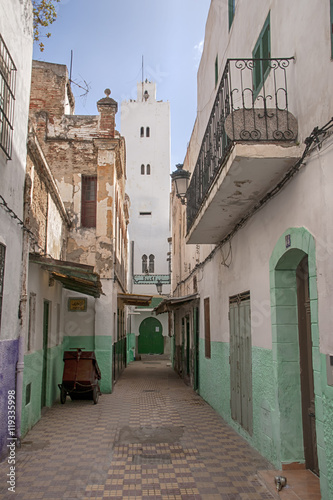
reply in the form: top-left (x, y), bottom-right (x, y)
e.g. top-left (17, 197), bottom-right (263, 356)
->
top-left (16, 230), bottom-right (30, 446)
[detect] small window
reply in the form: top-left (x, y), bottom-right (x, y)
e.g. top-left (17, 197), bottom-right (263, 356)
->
top-left (139, 211), bottom-right (152, 216)
top-left (228, 0), bottom-right (235, 30)
top-left (146, 127), bottom-right (150, 137)
top-left (0, 35), bottom-right (16, 160)
top-left (27, 292), bottom-right (36, 351)
top-left (140, 127), bottom-right (144, 137)
top-left (149, 254), bottom-right (155, 273)
top-left (0, 243), bottom-right (5, 333)
top-left (81, 175), bottom-right (97, 227)
top-left (204, 297), bottom-right (211, 358)
top-left (146, 164), bottom-right (151, 175)
top-left (252, 12), bottom-right (271, 96)
top-left (142, 254), bottom-right (148, 273)
top-left (215, 55), bottom-right (219, 88)
top-left (141, 164), bottom-right (145, 175)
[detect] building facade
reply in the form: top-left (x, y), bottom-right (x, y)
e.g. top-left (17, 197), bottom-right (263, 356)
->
top-left (167, 1), bottom-right (333, 498)
top-left (121, 81), bottom-right (171, 359)
top-left (0, 0), bottom-right (33, 458)
top-left (24, 60), bottom-right (130, 424)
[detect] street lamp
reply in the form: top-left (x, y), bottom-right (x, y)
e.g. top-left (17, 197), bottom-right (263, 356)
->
top-left (156, 280), bottom-right (163, 295)
top-left (171, 163), bottom-right (190, 205)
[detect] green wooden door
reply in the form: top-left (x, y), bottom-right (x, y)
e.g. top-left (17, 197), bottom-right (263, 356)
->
top-left (138, 317), bottom-right (164, 354)
top-left (229, 293), bottom-right (252, 435)
top-left (41, 301), bottom-right (49, 408)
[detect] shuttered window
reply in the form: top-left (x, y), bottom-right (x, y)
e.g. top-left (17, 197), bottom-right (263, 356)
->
top-left (228, 0), bottom-right (235, 30)
top-left (81, 175), bottom-right (97, 227)
top-left (204, 297), bottom-right (211, 358)
top-left (252, 12), bottom-right (271, 96)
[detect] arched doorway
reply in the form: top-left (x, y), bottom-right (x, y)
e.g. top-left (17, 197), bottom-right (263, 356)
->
top-left (270, 228), bottom-right (320, 474)
top-left (138, 317), bottom-right (164, 354)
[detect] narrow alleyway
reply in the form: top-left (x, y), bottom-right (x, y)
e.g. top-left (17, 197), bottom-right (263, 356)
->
top-left (0, 357), bottom-right (274, 500)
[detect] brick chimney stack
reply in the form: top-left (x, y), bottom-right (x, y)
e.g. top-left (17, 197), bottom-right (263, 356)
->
top-left (97, 89), bottom-right (118, 137)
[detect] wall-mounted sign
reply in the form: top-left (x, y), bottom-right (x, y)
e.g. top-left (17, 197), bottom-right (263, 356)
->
top-left (68, 298), bottom-right (87, 312)
top-left (133, 274), bottom-right (171, 285)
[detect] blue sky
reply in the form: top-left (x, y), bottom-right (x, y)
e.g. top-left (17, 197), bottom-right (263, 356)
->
top-left (33, 0), bottom-right (211, 170)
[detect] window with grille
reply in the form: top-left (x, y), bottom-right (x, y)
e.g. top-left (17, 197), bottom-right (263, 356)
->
top-left (146, 127), bottom-right (150, 137)
top-left (81, 175), bottom-right (97, 227)
top-left (149, 254), bottom-right (155, 273)
top-left (0, 243), bottom-right (5, 333)
top-left (0, 35), bottom-right (16, 160)
top-left (141, 164), bottom-right (145, 175)
top-left (146, 164), bottom-right (151, 175)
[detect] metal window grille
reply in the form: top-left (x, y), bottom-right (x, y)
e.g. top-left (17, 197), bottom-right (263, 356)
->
top-left (0, 35), bottom-right (16, 160)
top-left (0, 243), bottom-right (6, 332)
top-left (81, 175), bottom-right (97, 227)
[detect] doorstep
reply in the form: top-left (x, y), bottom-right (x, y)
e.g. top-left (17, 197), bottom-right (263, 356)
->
top-left (258, 469), bottom-right (321, 500)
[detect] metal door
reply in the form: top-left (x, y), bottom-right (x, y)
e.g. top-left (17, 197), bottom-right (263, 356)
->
top-left (297, 256), bottom-right (319, 475)
top-left (229, 293), bottom-right (252, 434)
top-left (138, 317), bottom-right (164, 354)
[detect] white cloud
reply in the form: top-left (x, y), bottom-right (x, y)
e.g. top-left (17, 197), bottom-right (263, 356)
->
top-left (194, 40), bottom-right (204, 68)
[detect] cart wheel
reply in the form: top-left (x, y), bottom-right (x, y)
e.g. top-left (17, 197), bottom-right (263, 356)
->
top-left (60, 386), bottom-right (67, 404)
top-left (93, 386), bottom-right (99, 405)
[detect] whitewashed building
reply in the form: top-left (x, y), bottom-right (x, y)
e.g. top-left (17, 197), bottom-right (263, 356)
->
top-left (166, 1), bottom-right (333, 498)
top-left (121, 81), bottom-right (171, 358)
top-left (0, 0), bottom-right (33, 458)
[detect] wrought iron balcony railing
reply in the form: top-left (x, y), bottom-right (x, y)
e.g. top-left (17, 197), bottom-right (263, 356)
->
top-left (186, 58), bottom-right (297, 234)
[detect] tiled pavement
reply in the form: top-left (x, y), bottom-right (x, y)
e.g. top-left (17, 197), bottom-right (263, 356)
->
top-left (0, 356), bottom-right (274, 500)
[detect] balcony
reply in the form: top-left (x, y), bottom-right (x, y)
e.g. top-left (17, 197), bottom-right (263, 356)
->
top-left (186, 58), bottom-right (302, 245)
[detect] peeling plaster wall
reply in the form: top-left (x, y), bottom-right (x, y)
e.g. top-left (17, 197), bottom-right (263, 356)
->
top-left (46, 194), bottom-right (63, 259)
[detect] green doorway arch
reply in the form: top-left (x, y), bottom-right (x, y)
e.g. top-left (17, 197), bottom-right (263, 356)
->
top-left (269, 227), bottom-right (324, 476)
top-left (138, 317), bottom-right (164, 354)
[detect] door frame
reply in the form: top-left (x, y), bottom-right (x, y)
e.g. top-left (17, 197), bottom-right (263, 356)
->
top-left (269, 227), bottom-right (322, 472)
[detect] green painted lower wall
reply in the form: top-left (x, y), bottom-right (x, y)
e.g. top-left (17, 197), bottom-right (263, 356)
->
top-left (21, 344), bottom-right (63, 437)
top-left (198, 340), bottom-right (333, 499)
top-left (320, 353), bottom-right (333, 500)
top-left (198, 339), bottom-right (281, 467)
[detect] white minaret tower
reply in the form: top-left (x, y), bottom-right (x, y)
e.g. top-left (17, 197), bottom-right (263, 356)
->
top-left (121, 79), bottom-right (171, 356)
